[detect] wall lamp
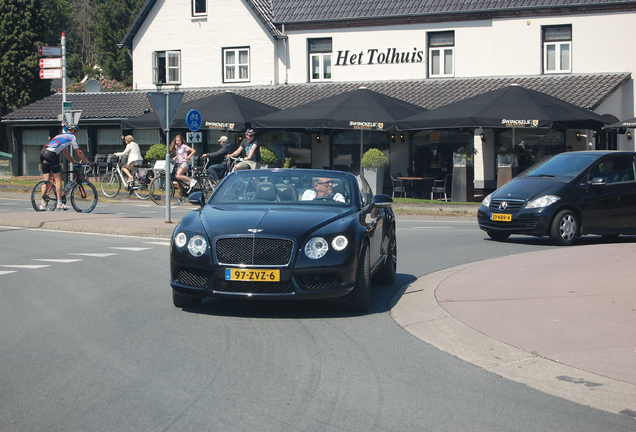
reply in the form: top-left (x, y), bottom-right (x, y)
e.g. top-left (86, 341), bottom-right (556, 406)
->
top-left (316, 135), bottom-right (321, 144)
top-left (399, 134), bottom-right (405, 143)
top-left (480, 133), bottom-right (485, 142)
top-left (390, 134), bottom-right (396, 143)
top-left (628, 131), bottom-right (633, 140)
top-left (576, 132), bottom-right (581, 141)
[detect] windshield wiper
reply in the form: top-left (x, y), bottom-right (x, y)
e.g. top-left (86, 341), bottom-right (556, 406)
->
top-left (527, 174), bottom-right (555, 178)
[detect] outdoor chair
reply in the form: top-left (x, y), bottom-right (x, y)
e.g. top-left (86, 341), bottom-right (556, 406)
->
top-left (390, 173), bottom-right (408, 198)
top-left (431, 174), bottom-right (452, 201)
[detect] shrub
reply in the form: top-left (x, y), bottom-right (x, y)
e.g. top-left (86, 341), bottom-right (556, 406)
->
top-left (361, 148), bottom-right (389, 168)
top-left (145, 144), bottom-right (167, 162)
top-left (260, 147), bottom-right (279, 165)
top-left (60, 79), bottom-right (133, 93)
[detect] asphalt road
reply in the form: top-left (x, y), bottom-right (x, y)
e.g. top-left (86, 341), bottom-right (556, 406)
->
top-left (0, 203), bottom-right (634, 431)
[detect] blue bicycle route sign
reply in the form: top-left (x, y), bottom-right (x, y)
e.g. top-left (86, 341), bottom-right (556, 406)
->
top-left (186, 109), bottom-right (202, 132)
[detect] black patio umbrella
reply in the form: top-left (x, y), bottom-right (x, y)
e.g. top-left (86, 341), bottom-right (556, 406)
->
top-left (605, 117), bottom-right (636, 129)
top-left (251, 87), bottom-right (425, 166)
top-left (121, 92), bottom-right (279, 131)
top-left (399, 84), bottom-right (610, 132)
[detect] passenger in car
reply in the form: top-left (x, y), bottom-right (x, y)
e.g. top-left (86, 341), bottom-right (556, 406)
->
top-left (300, 177), bottom-right (346, 202)
top-left (601, 159), bottom-right (620, 183)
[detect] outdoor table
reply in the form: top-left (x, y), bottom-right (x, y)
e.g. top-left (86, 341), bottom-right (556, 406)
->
top-left (398, 176), bottom-right (436, 198)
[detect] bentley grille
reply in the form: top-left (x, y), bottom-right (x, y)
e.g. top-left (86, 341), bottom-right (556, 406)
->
top-left (216, 237), bottom-right (294, 266)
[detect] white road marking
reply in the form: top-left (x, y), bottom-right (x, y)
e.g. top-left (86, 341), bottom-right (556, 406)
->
top-left (0, 271), bottom-right (17, 275)
top-left (0, 265), bottom-right (50, 269)
top-left (32, 259), bottom-right (83, 263)
top-left (144, 241), bottom-right (170, 246)
top-left (107, 247), bottom-right (153, 251)
top-left (69, 253), bottom-right (117, 257)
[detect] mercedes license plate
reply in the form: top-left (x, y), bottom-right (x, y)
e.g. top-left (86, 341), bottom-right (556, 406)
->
top-left (225, 268), bottom-right (280, 282)
top-left (491, 213), bottom-right (512, 222)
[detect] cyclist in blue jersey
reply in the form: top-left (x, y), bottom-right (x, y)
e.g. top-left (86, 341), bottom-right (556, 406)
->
top-left (39, 124), bottom-right (91, 210)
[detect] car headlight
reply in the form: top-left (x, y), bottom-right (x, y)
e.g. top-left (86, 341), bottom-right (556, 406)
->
top-left (526, 195), bottom-right (560, 209)
top-left (305, 237), bottom-right (328, 259)
top-left (187, 235), bottom-right (207, 257)
top-left (332, 235), bottom-right (348, 251)
top-left (481, 193), bottom-right (493, 208)
top-left (175, 232), bottom-right (187, 248)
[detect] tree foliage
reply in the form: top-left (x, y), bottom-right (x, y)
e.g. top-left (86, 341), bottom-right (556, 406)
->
top-left (1, 0), bottom-right (143, 116)
top-left (92, 0), bottom-right (144, 87)
top-left (0, 0), bottom-right (67, 116)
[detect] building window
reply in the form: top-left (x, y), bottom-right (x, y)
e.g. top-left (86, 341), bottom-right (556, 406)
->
top-left (192, 0), bottom-right (206, 16)
top-left (543, 25), bottom-right (571, 74)
top-left (428, 31), bottom-right (454, 78)
top-left (153, 51), bottom-right (181, 85)
top-left (309, 38), bottom-right (332, 82)
top-left (223, 48), bottom-right (250, 82)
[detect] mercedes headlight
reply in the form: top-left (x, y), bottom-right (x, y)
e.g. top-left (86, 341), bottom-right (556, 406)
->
top-left (481, 193), bottom-right (493, 208)
top-left (526, 195), bottom-right (560, 209)
top-left (305, 237), bottom-right (328, 259)
top-left (187, 235), bottom-right (207, 257)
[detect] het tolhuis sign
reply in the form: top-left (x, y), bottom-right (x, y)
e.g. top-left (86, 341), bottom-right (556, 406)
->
top-left (335, 47), bottom-right (424, 66)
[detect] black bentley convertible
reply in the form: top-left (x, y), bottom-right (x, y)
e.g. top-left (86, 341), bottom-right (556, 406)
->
top-left (170, 169), bottom-right (397, 312)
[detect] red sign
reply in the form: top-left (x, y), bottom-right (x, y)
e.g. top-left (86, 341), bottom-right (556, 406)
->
top-left (39, 69), bottom-right (62, 79)
top-left (38, 46), bottom-right (62, 56)
top-left (39, 58), bottom-right (62, 68)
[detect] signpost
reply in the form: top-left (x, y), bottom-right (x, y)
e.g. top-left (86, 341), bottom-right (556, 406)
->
top-left (37, 46), bottom-right (62, 56)
top-left (147, 91), bottom-right (184, 223)
top-left (187, 132), bottom-right (202, 144)
top-left (39, 58), bottom-right (62, 68)
top-left (39, 69), bottom-right (62, 79)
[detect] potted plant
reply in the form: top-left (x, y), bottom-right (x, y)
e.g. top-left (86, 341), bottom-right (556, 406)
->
top-left (451, 144), bottom-right (477, 202)
top-left (145, 143), bottom-right (168, 171)
top-left (361, 148), bottom-right (389, 195)
top-left (259, 147), bottom-right (279, 168)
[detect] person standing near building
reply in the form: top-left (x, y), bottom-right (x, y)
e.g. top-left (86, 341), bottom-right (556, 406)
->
top-left (39, 124), bottom-right (91, 210)
top-left (114, 135), bottom-right (143, 185)
top-left (202, 136), bottom-right (235, 181)
top-left (227, 129), bottom-right (260, 170)
top-left (268, 134), bottom-right (285, 166)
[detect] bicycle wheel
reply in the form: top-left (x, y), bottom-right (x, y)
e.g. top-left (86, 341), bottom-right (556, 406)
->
top-left (31, 180), bottom-right (57, 212)
top-left (100, 171), bottom-right (121, 198)
top-left (133, 182), bottom-right (151, 200)
top-left (193, 175), bottom-right (217, 201)
top-left (149, 175), bottom-right (175, 205)
top-left (71, 180), bottom-right (98, 213)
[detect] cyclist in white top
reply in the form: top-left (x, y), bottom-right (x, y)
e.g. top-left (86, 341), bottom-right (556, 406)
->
top-left (114, 135), bottom-right (143, 184)
top-left (169, 135), bottom-right (197, 204)
top-left (39, 124), bottom-right (90, 210)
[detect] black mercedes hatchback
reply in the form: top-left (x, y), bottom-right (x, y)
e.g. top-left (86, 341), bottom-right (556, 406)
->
top-left (478, 151), bottom-right (636, 245)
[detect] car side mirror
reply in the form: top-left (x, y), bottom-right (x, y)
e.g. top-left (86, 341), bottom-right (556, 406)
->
top-left (589, 177), bottom-right (607, 187)
top-left (370, 194), bottom-right (393, 209)
top-left (188, 191), bottom-right (205, 207)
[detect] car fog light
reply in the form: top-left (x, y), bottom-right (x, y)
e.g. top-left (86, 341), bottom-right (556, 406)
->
top-left (305, 237), bottom-right (328, 259)
top-left (175, 232), bottom-right (187, 248)
top-left (188, 235), bottom-right (207, 257)
top-left (332, 235), bottom-right (348, 251)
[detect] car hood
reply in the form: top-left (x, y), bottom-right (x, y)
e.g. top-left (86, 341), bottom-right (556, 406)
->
top-left (199, 205), bottom-right (354, 239)
top-left (493, 177), bottom-right (569, 201)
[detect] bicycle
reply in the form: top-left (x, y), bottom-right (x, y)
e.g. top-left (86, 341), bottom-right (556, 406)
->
top-left (99, 156), bottom-right (153, 200)
top-left (148, 164), bottom-right (217, 205)
top-left (31, 163), bottom-right (98, 213)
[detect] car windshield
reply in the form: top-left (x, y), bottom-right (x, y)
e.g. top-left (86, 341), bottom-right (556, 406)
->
top-left (523, 153), bottom-right (601, 180)
top-left (210, 170), bottom-right (355, 207)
